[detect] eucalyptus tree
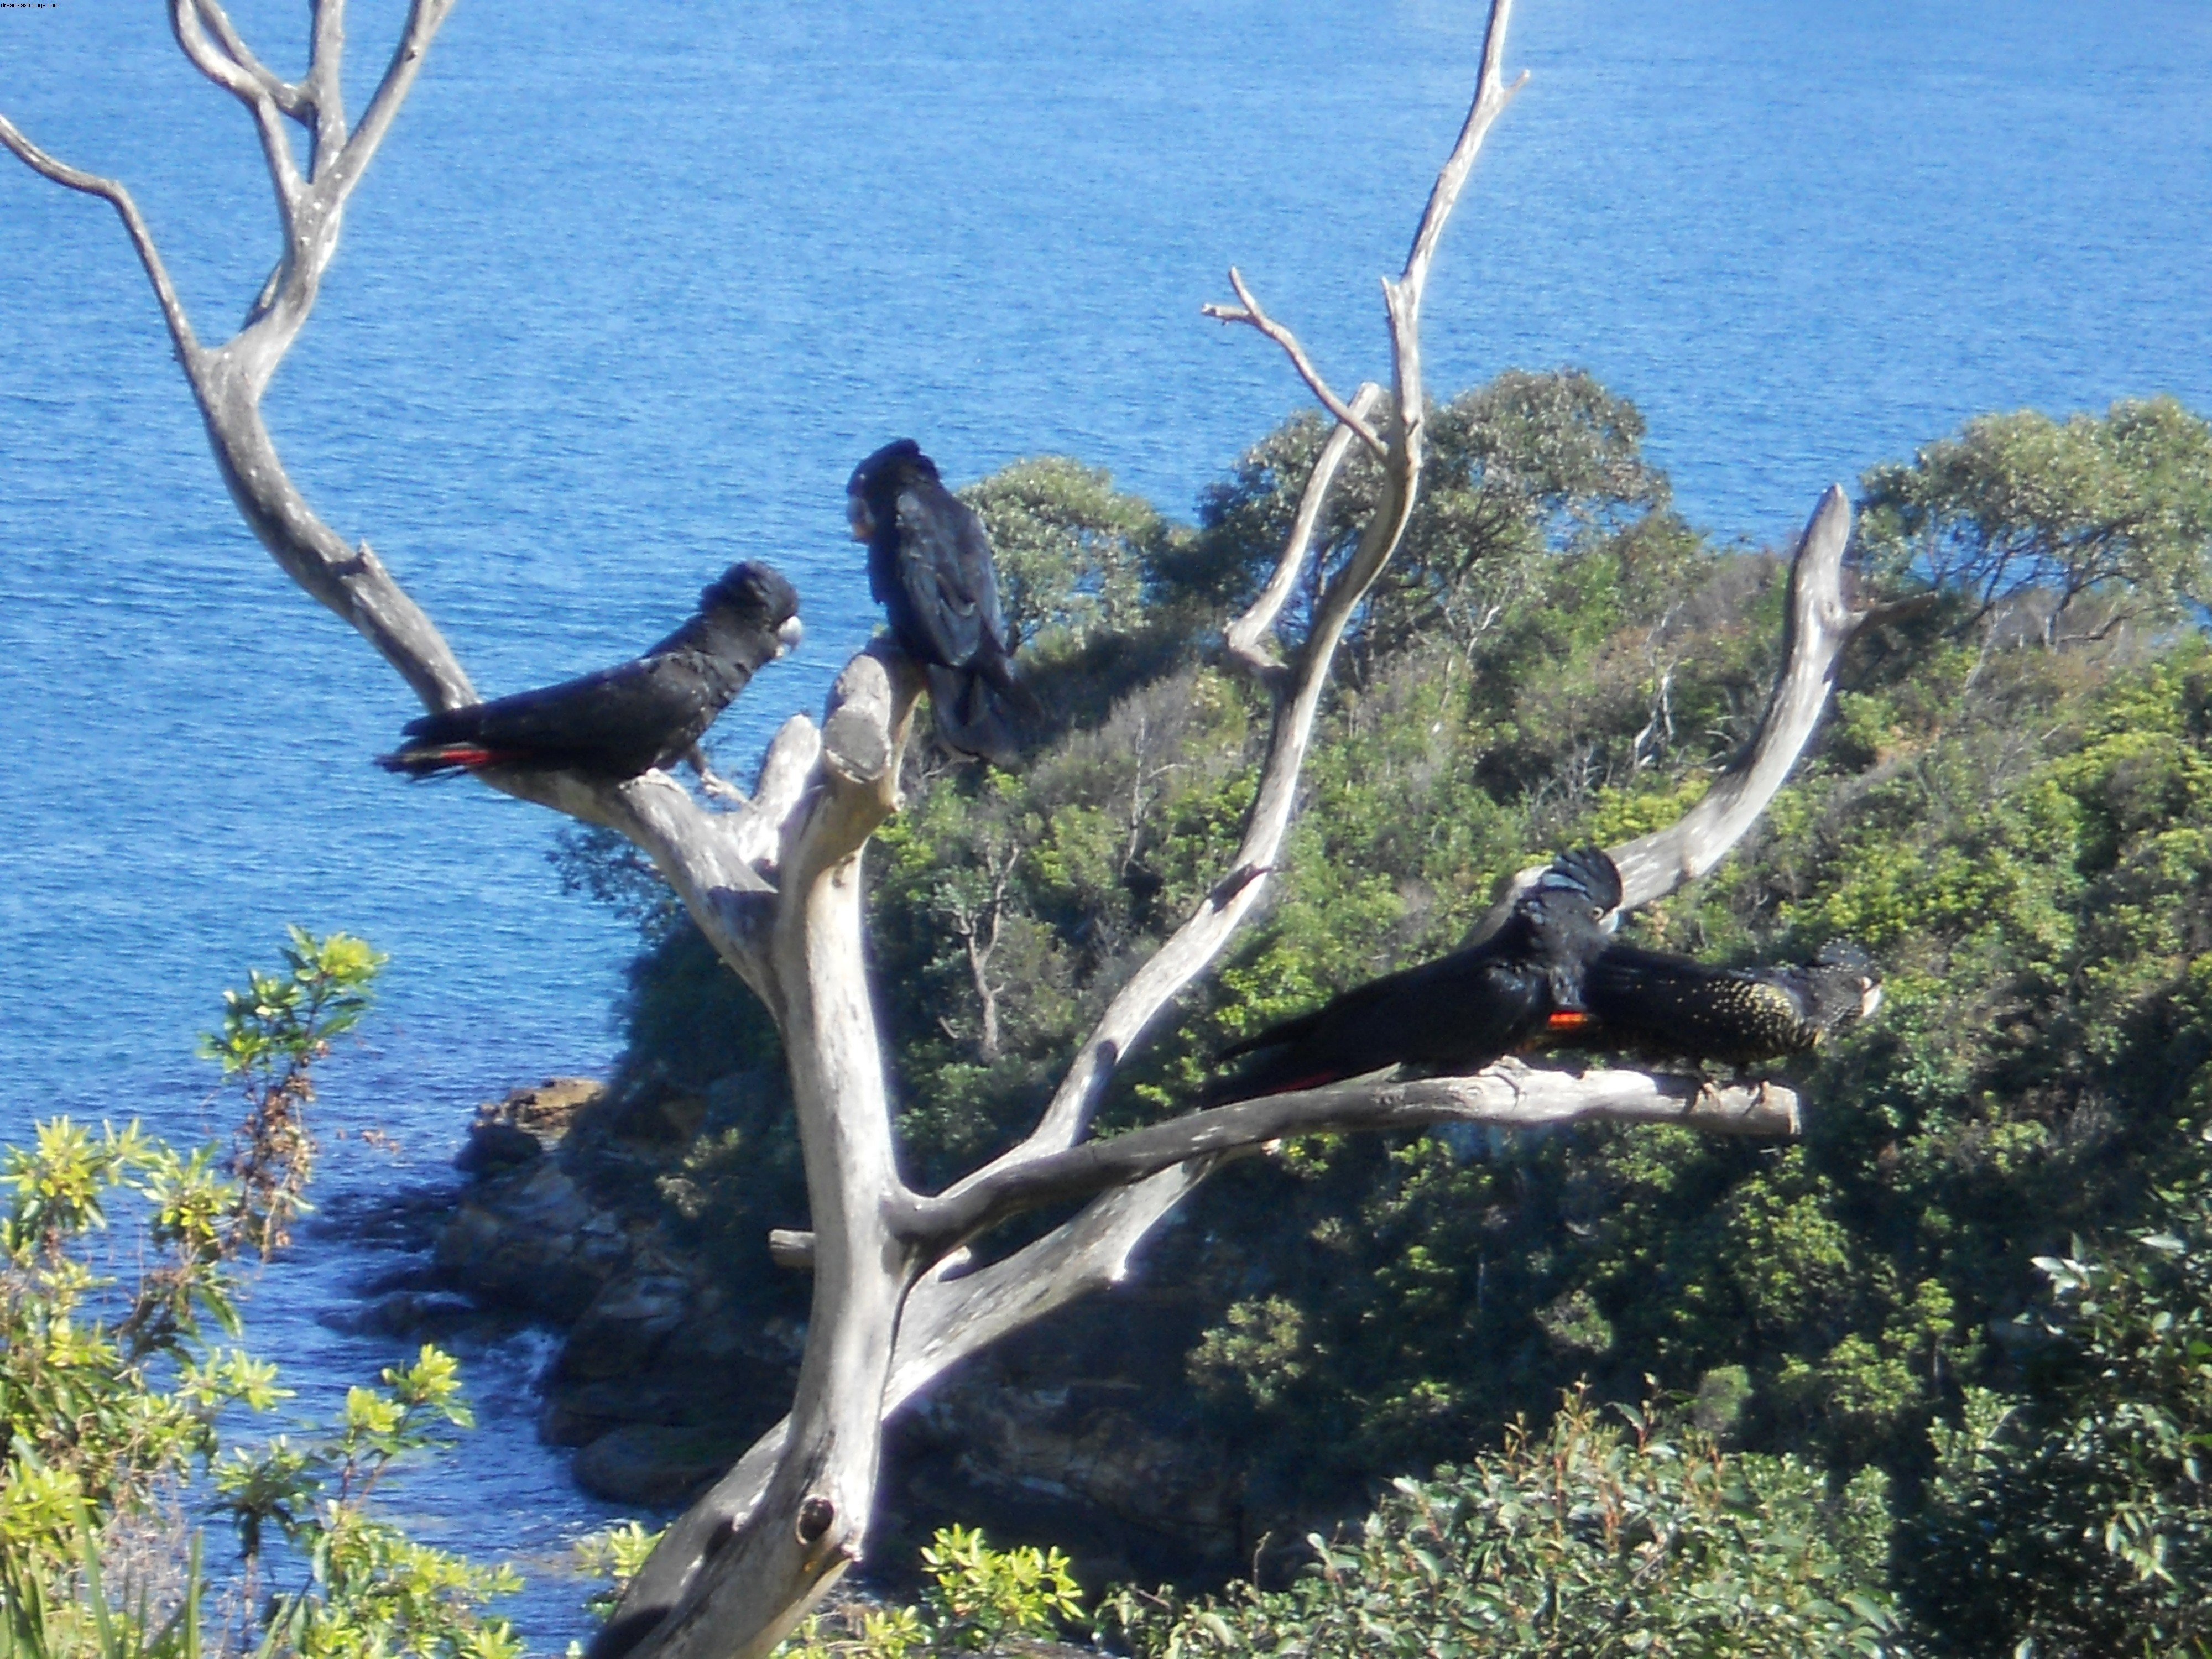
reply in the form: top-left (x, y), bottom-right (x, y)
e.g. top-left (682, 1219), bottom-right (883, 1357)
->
top-left (1, 3), bottom-right (1907, 1655)
top-left (1858, 397), bottom-right (2212, 643)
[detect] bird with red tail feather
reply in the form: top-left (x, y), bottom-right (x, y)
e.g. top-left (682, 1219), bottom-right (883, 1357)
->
top-left (376, 562), bottom-right (801, 783)
top-left (1202, 848), bottom-right (1623, 1105)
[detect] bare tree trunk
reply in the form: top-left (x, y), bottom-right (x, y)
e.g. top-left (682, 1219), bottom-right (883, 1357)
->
top-left (4, 5), bottom-right (1908, 1656)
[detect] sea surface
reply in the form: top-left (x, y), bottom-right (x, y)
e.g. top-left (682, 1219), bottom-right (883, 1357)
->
top-left (3, 0), bottom-right (2209, 1645)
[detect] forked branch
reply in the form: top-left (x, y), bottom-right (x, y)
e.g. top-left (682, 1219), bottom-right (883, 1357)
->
top-left (1609, 483), bottom-right (1860, 903)
top-left (175, 0), bottom-right (312, 119)
top-left (1204, 270), bottom-right (1386, 456)
top-left (990, 0), bottom-right (1525, 1165)
top-left (1224, 380), bottom-right (1386, 676)
top-left (0, 119), bottom-right (200, 364)
top-left (169, 0), bottom-right (306, 224)
top-left (1467, 484), bottom-right (1880, 938)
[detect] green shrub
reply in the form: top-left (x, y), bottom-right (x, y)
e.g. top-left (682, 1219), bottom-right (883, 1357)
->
top-left (1903, 1159), bottom-right (2212, 1657)
top-left (1104, 1387), bottom-right (1902, 1657)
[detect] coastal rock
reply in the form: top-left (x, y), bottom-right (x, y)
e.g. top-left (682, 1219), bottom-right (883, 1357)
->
top-left (559, 1272), bottom-right (693, 1379)
top-left (319, 1289), bottom-right (497, 1342)
top-left (541, 1377), bottom-right (727, 1446)
top-left (915, 1385), bottom-right (1240, 1546)
top-left (572, 1423), bottom-right (754, 1507)
top-left (478, 1075), bottom-right (606, 1140)
top-left (455, 1120), bottom-right (544, 1176)
top-left (432, 1160), bottom-right (625, 1321)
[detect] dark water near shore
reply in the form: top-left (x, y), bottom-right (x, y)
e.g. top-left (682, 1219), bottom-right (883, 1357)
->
top-left (3, 0), bottom-right (2210, 1645)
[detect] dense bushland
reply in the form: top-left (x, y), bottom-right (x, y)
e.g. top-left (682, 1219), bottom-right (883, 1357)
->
top-left (559, 377), bottom-right (2212, 1654)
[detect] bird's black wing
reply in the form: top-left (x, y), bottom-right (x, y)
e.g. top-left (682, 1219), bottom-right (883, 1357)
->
top-left (1208, 947), bottom-right (1547, 1103)
top-left (1582, 945), bottom-right (1811, 1063)
top-left (400, 651), bottom-right (712, 776)
top-left (895, 486), bottom-right (1004, 670)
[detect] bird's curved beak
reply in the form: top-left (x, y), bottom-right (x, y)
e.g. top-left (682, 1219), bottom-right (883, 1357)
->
top-left (775, 617), bottom-right (805, 657)
top-left (1859, 982), bottom-right (1884, 1019)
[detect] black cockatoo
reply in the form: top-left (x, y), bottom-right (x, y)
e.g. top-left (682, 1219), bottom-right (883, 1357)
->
top-left (1203, 848), bottom-right (1623, 1105)
top-left (846, 439), bottom-right (1031, 765)
top-left (376, 562), bottom-right (801, 782)
top-left (1558, 940), bottom-right (1883, 1065)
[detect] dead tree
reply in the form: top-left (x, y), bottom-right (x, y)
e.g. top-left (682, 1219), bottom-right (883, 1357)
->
top-left (3, 3), bottom-right (1898, 1655)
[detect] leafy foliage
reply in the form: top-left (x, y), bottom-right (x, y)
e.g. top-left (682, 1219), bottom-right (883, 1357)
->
top-left (198, 926), bottom-right (387, 1256)
top-left (1858, 395), bottom-right (2212, 639)
top-left (1902, 1160), bottom-right (2212, 1657)
top-left (1103, 1387), bottom-right (1902, 1658)
top-left (772, 1525), bottom-right (1082, 1658)
top-left (958, 456), bottom-right (1168, 655)
top-left (0, 934), bottom-right (520, 1657)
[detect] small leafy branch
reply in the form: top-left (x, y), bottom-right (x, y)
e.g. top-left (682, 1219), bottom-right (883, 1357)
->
top-left (198, 927), bottom-right (386, 1256)
top-left (216, 1346), bottom-right (522, 1659)
top-left (2, 932), bottom-right (519, 1657)
top-left (574, 1520), bottom-right (1083, 1659)
top-left (775, 1525), bottom-right (1081, 1659)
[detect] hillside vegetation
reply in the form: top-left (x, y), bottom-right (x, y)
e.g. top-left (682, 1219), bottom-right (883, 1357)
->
top-left (558, 376), bottom-right (2212, 1656)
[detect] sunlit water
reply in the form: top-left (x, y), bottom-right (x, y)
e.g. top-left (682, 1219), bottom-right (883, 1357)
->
top-left (3, 0), bottom-right (2209, 1645)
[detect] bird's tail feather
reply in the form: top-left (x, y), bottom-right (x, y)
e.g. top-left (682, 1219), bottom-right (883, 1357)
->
top-left (977, 650), bottom-right (1045, 719)
top-left (1213, 1008), bottom-right (1323, 1065)
top-left (1199, 1062), bottom-right (1347, 1107)
top-left (375, 745), bottom-right (520, 779)
top-left (928, 664), bottom-right (1026, 767)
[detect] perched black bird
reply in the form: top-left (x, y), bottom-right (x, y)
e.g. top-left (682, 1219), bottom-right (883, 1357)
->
top-left (376, 562), bottom-right (801, 782)
top-left (1203, 848), bottom-right (1623, 1105)
top-left (1562, 940), bottom-right (1883, 1065)
top-left (847, 439), bottom-right (1031, 765)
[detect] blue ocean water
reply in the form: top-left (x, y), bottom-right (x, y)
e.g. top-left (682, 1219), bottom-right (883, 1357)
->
top-left (2, 0), bottom-right (2208, 1645)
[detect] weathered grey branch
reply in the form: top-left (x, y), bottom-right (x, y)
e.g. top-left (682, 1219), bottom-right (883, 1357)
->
top-left (304, 1), bottom-right (350, 167)
top-left (6, 1), bottom-right (473, 706)
top-left (905, 1063), bottom-right (1792, 1252)
top-left (730, 714), bottom-right (824, 872)
top-left (1466, 484), bottom-right (1872, 943)
top-left (980, 0), bottom-right (1522, 1168)
top-left (181, 0), bottom-right (312, 120)
top-left (1224, 381), bottom-right (1386, 677)
top-left (1203, 270), bottom-right (1387, 456)
top-left (617, 649), bottom-right (927, 1659)
top-left (169, 0), bottom-right (306, 232)
top-left (1609, 483), bottom-right (1857, 905)
top-left (0, 118), bottom-right (201, 364)
top-left (1400, 4), bottom-right (1527, 310)
top-left (320, 0), bottom-right (458, 208)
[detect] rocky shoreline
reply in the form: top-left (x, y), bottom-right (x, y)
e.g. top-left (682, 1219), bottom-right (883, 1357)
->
top-left (347, 1075), bottom-right (1258, 1588)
